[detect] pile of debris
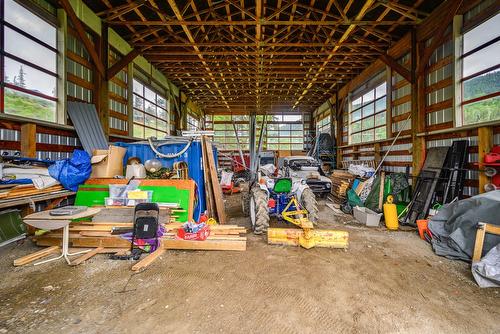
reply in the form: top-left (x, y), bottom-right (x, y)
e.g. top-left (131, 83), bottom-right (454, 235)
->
top-left (32, 207), bottom-right (246, 252)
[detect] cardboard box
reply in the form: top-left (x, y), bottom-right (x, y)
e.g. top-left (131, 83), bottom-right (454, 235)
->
top-left (90, 145), bottom-right (126, 178)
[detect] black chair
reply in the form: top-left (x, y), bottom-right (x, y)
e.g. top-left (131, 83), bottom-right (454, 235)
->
top-left (130, 203), bottom-right (160, 254)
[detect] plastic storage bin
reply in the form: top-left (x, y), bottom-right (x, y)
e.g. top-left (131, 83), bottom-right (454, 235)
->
top-left (353, 206), bottom-right (382, 227)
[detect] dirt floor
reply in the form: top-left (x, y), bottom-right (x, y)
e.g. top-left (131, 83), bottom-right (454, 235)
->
top-left (0, 193), bottom-right (499, 334)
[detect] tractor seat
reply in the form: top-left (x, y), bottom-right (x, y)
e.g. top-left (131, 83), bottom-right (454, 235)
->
top-left (273, 178), bottom-right (292, 193)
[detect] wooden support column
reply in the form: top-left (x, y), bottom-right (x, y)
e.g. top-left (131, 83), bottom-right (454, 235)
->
top-left (97, 23), bottom-right (109, 137)
top-left (478, 126), bottom-right (493, 193)
top-left (411, 28), bottom-right (425, 179)
top-left (374, 142), bottom-right (381, 167)
top-left (335, 91), bottom-right (343, 168)
top-left (20, 123), bottom-right (36, 158)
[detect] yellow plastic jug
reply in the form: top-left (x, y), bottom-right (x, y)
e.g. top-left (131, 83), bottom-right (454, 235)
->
top-left (383, 195), bottom-right (399, 230)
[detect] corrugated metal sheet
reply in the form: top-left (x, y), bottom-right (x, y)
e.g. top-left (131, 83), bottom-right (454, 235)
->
top-left (67, 101), bottom-right (108, 154)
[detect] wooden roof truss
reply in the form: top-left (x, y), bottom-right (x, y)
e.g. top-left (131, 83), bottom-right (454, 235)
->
top-left (83, 0), bottom-right (436, 115)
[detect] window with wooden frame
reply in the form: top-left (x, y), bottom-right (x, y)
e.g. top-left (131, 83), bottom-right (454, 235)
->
top-left (316, 114), bottom-right (331, 135)
top-left (1, 0), bottom-right (58, 122)
top-left (187, 112), bottom-right (199, 131)
top-left (460, 13), bottom-right (500, 125)
top-left (66, 21), bottom-right (95, 104)
top-left (132, 78), bottom-right (168, 139)
top-left (108, 48), bottom-right (128, 136)
top-left (266, 114), bottom-right (304, 151)
top-left (213, 115), bottom-right (249, 151)
top-left (349, 82), bottom-right (387, 144)
top-left (303, 113), bottom-right (313, 151)
top-left (392, 53), bottom-right (413, 134)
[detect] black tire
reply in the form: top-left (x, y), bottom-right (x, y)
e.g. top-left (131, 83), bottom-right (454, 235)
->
top-left (242, 191), bottom-right (250, 215)
top-left (250, 188), bottom-right (270, 235)
top-left (301, 188), bottom-right (319, 225)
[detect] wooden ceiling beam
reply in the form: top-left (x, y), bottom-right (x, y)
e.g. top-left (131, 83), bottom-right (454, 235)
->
top-left (134, 42), bottom-right (386, 47)
top-left (379, 54), bottom-right (412, 83)
top-left (152, 58), bottom-right (373, 63)
top-left (293, 0), bottom-right (377, 109)
top-left (106, 20), bottom-right (418, 27)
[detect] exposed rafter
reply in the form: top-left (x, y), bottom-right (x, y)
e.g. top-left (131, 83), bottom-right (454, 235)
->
top-left (82, 0), bottom-right (442, 114)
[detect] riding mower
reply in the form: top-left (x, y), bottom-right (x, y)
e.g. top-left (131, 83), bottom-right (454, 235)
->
top-left (245, 165), bottom-right (348, 249)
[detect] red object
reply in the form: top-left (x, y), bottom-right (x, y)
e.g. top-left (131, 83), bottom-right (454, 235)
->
top-left (222, 182), bottom-right (241, 195)
top-left (176, 225), bottom-right (210, 241)
top-left (232, 154), bottom-right (250, 173)
top-left (268, 198), bottom-right (276, 208)
top-left (198, 212), bottom-right (208, 224)
top-left (484, 152), bottom-right (500, 164)
top-left (416, 219), bottom-right (432, 240)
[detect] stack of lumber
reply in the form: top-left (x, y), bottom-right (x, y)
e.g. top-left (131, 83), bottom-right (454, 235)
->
top-left (329, 170), bottom-right (355, 203)
top-left (33, 221), bottom-right (247, 251)
top-left (201, 136), bottom-right (227, 224)
top-left (0, 184), bottom-right (63, 200)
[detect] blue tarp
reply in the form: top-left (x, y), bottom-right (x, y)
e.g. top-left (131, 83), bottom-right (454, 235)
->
top-left (48, 150), bottom-right (91, 191)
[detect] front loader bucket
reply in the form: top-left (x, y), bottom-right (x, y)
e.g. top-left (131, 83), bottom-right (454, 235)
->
top-left (267, 228), bottom-right (349, 249)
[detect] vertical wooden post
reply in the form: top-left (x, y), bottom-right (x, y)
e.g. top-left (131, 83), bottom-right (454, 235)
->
top-left (96, 23), bottom-right (109, 138)
top-left (374, 142), bottom-right (381, 167)
top-left (478, 126), bottom-right (493, 193)
top-left (411, 28), bottom-right (425, 180)
top-left (335, 91), bottom-right (342, 168)
top-left (21, 123), bottom-right (37, 158)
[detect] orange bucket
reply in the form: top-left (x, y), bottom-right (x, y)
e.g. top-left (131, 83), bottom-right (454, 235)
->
top-left (416, 219), bottom-right (432, 240)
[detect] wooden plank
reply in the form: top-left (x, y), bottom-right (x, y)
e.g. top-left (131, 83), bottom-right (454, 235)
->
top-left (201, 136), bottom-right (215, 217)
top-left (13, 246), bottom-right (60, 266)
top-left (472, 225), bottom-right (486, 263)
top-left (131, 249), bottom-right (165, 271)
top-left (204, 138), bottom-right (227, 224)
top-left (478, 126), bottom-right (493, 193)
top-left (70, 247), bottom-right (104, 266)
top-left (20, 123), bottom-right (36, 158)
top-left (485, 224), bottom-right (500, 235)
top-left (162, 239), bottom-right (246, 251)
top-left (378, 172), bottom-right (385, 211)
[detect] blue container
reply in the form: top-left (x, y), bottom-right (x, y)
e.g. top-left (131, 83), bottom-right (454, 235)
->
top-left (114, 140), bottom-right (216, 221)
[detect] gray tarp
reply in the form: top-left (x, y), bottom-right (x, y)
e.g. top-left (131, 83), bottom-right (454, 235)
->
top-left (428, 191), bottom-right (500, 261)
top-left (472, 244), bottom-right (500, 288)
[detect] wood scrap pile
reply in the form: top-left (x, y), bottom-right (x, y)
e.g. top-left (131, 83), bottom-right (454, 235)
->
top-left (201, 136), bottom-right (227, 224)
top-left (32, 208), bottom-right (245, 253)
top-left (0, 184), bottom-right (64, 200)
top-left (329, 170), bottom-right (355, 203)
top-left (33, 221), bottom-right (246, 251)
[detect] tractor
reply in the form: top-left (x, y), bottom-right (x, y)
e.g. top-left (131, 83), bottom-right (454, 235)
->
top-left (248, 167), bottom-right (318, 235)
top-left (242, 162), bottom-right (348, 250)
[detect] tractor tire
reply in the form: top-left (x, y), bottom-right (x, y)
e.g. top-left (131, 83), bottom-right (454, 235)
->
top-left (250, 188), bottom-right (270, 235)
top-left (301, 188), bottom-right (319, 225)
top-left (242, 191), bottom-right (250, 215)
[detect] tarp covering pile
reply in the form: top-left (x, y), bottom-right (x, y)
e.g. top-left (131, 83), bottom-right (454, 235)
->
top-left (428, 191), bottom-right (500, 261)
top-left (472, 245), bottom-right (500, 288)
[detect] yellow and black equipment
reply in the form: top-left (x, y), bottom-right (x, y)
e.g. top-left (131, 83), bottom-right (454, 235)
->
top-left (267, 196), bottom-right (349, 249)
